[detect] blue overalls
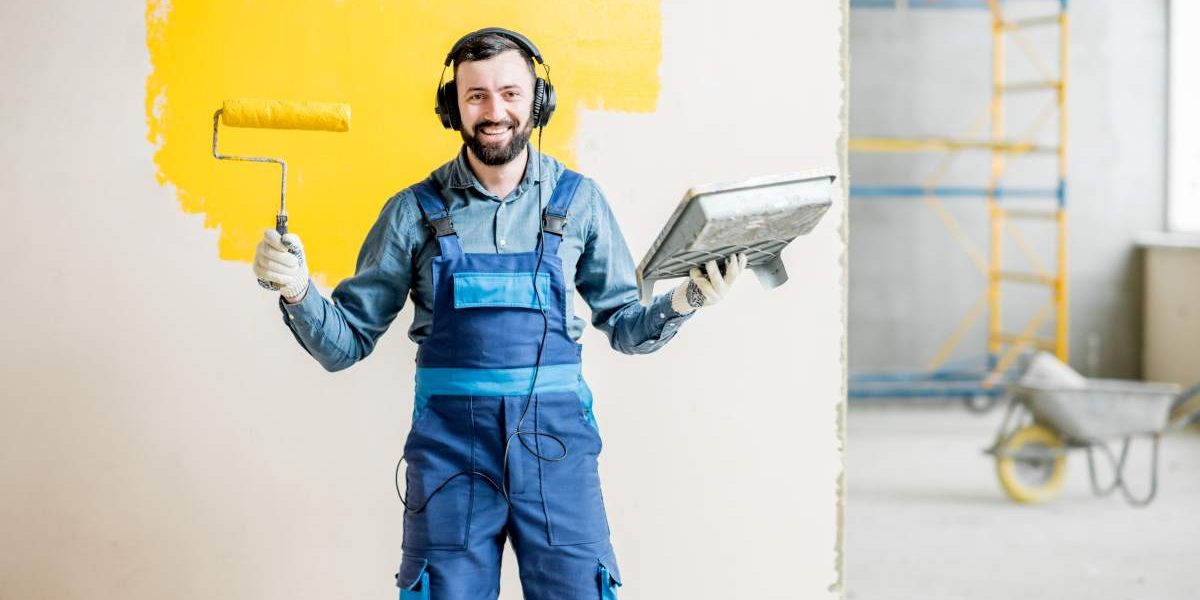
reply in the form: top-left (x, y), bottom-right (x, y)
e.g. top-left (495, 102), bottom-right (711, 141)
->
top-left (395, 170), bottom-right (623, 599)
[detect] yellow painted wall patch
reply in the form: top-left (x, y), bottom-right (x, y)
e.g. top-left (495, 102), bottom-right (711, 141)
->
top-left (146, 1), bottom-right (661, 284)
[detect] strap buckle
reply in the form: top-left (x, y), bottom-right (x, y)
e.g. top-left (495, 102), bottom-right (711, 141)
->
top-left (541, 213), bottom-right (567, 236)
top-left (428, 215), bottom-right (456, 237)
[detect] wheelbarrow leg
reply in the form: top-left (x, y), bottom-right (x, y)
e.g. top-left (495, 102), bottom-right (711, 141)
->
top-left (1085, 442), bottom-right (1122, 498)
top-left (1114, 434), bottom-right (1161, 507)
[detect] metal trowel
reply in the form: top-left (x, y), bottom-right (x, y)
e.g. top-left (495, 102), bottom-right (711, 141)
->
top-left (636, 170), bottom-right (835, 305)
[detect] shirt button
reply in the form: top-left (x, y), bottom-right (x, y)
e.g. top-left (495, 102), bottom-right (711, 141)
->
top-left (659, 312), bottom-right (666, 319)
top-left (499, 239), bottom-right (507, 247)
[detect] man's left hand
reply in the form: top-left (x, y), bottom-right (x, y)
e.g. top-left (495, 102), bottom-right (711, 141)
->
top-left (670, 253), bottom-right (748, 314)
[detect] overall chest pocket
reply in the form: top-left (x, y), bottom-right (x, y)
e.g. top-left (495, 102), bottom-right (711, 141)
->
top-left (453, 272), bottom-right (552, 310)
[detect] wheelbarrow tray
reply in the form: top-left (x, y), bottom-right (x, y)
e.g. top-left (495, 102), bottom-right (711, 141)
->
top-left (1011, 379), bottom-right (1180, 442)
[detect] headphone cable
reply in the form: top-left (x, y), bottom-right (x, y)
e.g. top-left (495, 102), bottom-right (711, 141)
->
top-left (397, 69), bottom-right (567, 513)
top-left (498, 91), bottom-right (569, 508)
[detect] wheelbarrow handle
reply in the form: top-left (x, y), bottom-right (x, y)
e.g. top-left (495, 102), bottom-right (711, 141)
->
top-left (1178, 381), bottom-right (1200, 406)
top-left (1169, 381), bottom-right (1200, 427)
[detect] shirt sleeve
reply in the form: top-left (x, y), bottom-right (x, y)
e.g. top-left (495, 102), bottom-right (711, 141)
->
top-left (276, 192), bottom-right (417, 371)
top-left (574, 180), bottom-right (695, 355)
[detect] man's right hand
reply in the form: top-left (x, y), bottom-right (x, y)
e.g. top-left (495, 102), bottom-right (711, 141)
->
top-left (253, 229), bottom-right (310, 303)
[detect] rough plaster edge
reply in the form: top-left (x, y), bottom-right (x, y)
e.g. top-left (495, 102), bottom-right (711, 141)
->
top-left (833, 0), bottom-right (849, 597)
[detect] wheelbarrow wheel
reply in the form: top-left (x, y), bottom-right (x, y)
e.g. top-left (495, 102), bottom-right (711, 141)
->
top-left (995, 424), bottom-right (1067, 504)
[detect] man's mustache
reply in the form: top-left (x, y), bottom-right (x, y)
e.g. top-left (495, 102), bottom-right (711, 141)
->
top-left (475, 119), bottom-right (517, 130)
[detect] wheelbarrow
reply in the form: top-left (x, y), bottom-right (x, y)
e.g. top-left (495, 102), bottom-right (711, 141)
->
top-left (985, 379), bottom-right (1200, 506)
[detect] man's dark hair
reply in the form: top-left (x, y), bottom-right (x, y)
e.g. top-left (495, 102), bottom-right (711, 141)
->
top-left (451, 32), bottom-right (536, 78)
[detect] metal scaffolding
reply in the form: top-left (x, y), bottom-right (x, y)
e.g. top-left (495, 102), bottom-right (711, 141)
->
top-left (850, 0), bottom-right (1070, 405)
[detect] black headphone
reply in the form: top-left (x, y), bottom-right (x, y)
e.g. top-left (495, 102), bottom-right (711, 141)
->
top-left (435, 27), bottom-right (556, 131)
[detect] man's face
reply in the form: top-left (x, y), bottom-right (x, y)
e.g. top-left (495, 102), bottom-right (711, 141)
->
top-left (456, 49), bottom-right (536, 166)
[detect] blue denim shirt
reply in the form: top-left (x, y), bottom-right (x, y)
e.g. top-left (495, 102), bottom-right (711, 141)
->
top-left (278, 147), bottom-right (694, 372)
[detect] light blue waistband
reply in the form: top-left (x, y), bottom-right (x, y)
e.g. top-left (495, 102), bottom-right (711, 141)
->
top-left (413, 364), bottom-right (589, 420)
top-left (415, 364), bottom-right (581, 396)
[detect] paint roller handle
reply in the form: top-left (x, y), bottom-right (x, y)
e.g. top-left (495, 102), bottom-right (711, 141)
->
top-left (275, 215), bottom-right (304, 262)
top-left (255, 216), bottom-right (301, 290)
top-left (254, 229), bottom-right (310, 300)
top-left (254, 215), bottom-right (287, 290)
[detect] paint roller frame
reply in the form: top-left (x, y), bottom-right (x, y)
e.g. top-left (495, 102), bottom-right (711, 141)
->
top-left (211, 98), bottom-right (350, 289)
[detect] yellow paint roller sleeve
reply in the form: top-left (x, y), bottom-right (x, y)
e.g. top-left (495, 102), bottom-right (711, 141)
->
top-left (221, 98), bottom-right (351, 132)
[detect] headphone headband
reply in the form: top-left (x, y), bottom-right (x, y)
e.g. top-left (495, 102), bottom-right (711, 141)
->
top-left (443, 27), bottom-right (544, 67)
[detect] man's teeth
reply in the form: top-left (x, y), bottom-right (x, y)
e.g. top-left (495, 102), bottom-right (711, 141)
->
top-left (482, 127), bottom-right (510, 135)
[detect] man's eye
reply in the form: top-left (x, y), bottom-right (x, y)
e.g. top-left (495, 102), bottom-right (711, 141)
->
top-left (469, 94), bottom-right (485, 101)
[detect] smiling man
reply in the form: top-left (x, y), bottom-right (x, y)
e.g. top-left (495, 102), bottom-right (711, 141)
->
top-left (252, 28), bottom-right (746, 599)
top-left (458, 56), bottom-right (532, 171)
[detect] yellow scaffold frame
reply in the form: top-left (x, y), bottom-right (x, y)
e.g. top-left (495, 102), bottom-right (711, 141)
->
top-left (850, 0), bottom-right (1069, 388)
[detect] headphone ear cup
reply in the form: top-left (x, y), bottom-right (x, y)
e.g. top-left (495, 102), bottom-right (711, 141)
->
top-left (436, 83), bottom-right (450, 129)
top-left (533, 78), bottom-right (556, 127)
top-left (531, 78), bottom-right (545, 127)
top-left (437, 80), bottom-right (461, 130)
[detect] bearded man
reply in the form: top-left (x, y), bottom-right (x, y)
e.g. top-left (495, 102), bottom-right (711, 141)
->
top-left (253, 28), bottom-right (746, 599)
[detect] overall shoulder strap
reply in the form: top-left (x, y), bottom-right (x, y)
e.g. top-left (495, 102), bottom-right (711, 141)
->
top-left (412, 178), bottom-right (463, 257)
top-left (541, 169), bottom-right (582, 236)
top-left (537, 169), bottom-right (583, 256)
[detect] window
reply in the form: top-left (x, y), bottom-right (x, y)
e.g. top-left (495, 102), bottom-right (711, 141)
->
top-left (1169, 0), bottom-right (1200, 231)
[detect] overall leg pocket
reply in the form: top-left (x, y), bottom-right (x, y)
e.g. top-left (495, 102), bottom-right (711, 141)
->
top-left (537, 392), bottom-right (611, 546)
top-left (395, 556), bottom-right (430, 600)
top-left (597, 552), bottom-right (623, 599)
top-left (402, 396), bottom-right (474, 551)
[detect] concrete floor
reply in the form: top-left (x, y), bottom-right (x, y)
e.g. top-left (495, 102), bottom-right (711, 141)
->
top-left (846, 404), bottom-right (1200, 600)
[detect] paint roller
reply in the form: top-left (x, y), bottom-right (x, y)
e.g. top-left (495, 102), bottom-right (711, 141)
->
top-left (211, 98), bottom-right (351, 290)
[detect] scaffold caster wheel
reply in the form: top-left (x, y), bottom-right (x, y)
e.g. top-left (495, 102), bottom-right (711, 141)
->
top-left (964, 392), bottom-right (999, 413)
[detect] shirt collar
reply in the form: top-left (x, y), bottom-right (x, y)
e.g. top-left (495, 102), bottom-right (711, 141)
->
top-left (446, 144), bottom-right (547, 200)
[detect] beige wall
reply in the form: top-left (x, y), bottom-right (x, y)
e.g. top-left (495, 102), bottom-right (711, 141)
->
top-left (0, 1), bottom-right (847, 598)
top-left (1142, 237), bottom-right (1200, 386)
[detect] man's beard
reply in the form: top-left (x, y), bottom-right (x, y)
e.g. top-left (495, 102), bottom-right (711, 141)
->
top-left (462, 118), bottom-right (533, 166)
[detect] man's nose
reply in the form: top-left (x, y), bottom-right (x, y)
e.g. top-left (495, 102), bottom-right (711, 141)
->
top-left (482, 94), bottom-right (506, 121)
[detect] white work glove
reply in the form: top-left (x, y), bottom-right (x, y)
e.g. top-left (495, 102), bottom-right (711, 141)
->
top-left (253, 229), bottom-right (310, 303)
top-left (670, 253), bottom-right (748, 314)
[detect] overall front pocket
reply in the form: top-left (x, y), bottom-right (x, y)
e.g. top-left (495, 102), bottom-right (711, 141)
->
top-left (401, 395), bottom-right (475, 551)
top-left (535, 391), bottom-right (612, 546)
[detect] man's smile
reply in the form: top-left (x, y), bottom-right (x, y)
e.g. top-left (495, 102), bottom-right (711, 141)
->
top-left (479, 124), bottom-right (513, 140)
